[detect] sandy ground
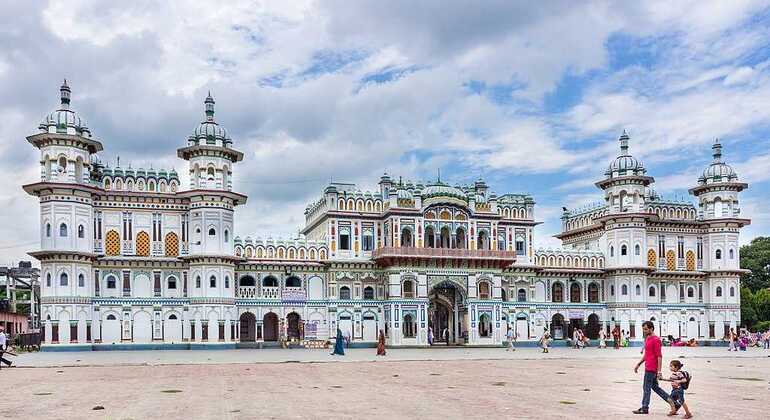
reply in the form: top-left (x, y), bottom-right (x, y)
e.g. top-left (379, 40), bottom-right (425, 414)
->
top-left (1, 347), bottom-right (768, 419)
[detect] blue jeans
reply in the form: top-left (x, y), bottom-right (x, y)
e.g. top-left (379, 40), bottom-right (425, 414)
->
top-left (670, 388), bottom-right (685, 408)
top-left (641, 371), bottom-right (670, 410)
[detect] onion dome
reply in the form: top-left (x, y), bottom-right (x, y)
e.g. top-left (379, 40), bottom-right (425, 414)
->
top-left (605, 131), bottom-right (645, 178)
top-left (422, 181), bottom-right (467, 200)
top-left (698, 139), bottom-right (737, 184)
top-left (38, 80), bottom-right (92, 138)
top-left (188, 92), bottom-right (232, 147)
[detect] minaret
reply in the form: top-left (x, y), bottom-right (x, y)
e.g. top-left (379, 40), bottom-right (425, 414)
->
top-left (597, 131), bottom-right (652, 214)
top-left (177, 92), bottom-right (246, 303)
top-left (24, 80), bottom-right (102, 345)
top-left (689, 139), bottom-right (748, 271)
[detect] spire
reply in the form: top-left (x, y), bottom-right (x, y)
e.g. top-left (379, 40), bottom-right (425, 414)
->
top-left (204, 91), bottom-right (215, 121)
top-left (619, 130), bottom-right (629, 155)
top-left (712, 138), bottom-right (722, 162)
top-left (437, 168), bottom-right (441, 183)
top-left (60, 79), bottom-right (71, 108)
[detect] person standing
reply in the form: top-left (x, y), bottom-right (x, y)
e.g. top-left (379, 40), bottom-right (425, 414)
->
top-left (598, 328), bottom-right (607, 349)
top-left (728, 328), bottom-right (737, 351)
top-left (442, 327), bottom-right (449, 346)
top-left (763, 330), bottom-right (770, 350)
top-left (0, 326), bottom-right (11, 369)
top-left (330, 328), bottom-right (345, 356)
top-left (540, 329), bottom-right (551, 353)
top-left (428, 327), bottom-right (434, 346)
top-left (376, 329), bottom-right (386, 356)
top-left (613, 325), bottom-right (621, 349)
top-left (633, 321), bottom-right (676, 415)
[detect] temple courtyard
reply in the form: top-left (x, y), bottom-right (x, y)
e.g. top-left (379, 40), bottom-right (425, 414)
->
top-left (2, 347), bottom-right (767, 419)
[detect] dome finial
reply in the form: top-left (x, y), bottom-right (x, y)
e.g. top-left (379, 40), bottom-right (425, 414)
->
top-left (204, 91), bottom-right (215, 121)
top-left (712, 138), bottom-right (722, 162)
top-left (619, 130), bottom-right (630, 155)
top-left (60, 79), bottom-right (71, 107)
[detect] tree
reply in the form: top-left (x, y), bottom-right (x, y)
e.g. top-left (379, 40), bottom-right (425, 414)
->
top-left (740, 237), bottom-right (770, 292)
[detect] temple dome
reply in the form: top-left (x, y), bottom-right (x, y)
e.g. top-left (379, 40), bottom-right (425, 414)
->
top-left (605, 131), bottom-right (645, 177)
top-left (188, 92), bottom-right (232, 146)
top-left (38, 80), bottom-right (92, 138)
top-left (699, 140), bottom-right (737, 184)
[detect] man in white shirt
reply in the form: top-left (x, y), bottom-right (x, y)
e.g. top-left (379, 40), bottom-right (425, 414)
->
top-left (0, 326), bottom-right (12, 369)
top-left (506, 327), bottom-right (517, 352)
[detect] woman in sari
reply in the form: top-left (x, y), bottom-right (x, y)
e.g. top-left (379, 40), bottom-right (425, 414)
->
top-left (330, 328), bottom-right (345, 356)
top-left (376, 329), bottom-right (386, 356)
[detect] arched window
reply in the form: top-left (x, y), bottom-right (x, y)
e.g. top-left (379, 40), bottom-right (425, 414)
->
top-left (58, 156), bottom-right (67, 173)
top-left (716, 286), bottom-right (723, 297)
top-left (262, 276), bottom-right (278, 287)
top-left (169, 314), bottom-right (178, 320)
top-left (570, 283), bottom-right (581, 302)
top-left (729, 286), bottom-right (735, 297)
top-left (552, 282), bottom-right (564, 303)
top-left (425, 226), bottom-right (435, 248)
top-left (106, 275), bottom-right (117, 289)
top-left (106, 314), bottom-right (116, 320)
top-left (478, 281), bottom-right (490, 300)
top-left (649, 286), bottom-right (656, 297)
top-left (588, 283), bottom-right (599, 303)
top-left (78, 273), bottom-right (85, 287)
top-left (610, 284), bottom-right (615, 296)
top-left (168, 277), bottom-right (177, 289)
top-left (687, 287), bottom-right (694, 298)
top-left (207, 166), bottom-right (215, 181)
top-left (621, 284), bottom-right (628, 295)
top-left (621, 245), bottom-right (628, 256)
top-left (400, 227), bottom-right (413, 247)
top-left (209, 275), bottom-right (216, 288)
top-left (478, 313), bottom-right (492, 337)
top-left (46, 223), bottom-right (51, 237)
top-left (477, 230), bottom-right (489, 250)
top-left (224, 230), bottom-right (229, 243)
top-left (715, 249), bottom-right (722, 260)
top-left (46, 273), bottom-right (51, 287)
top-left (403, 314), bottom-right (416, 338)
top-left (634, 244), bottom-right (641, 256)
top-left (339, 286), bottom-right (351, 300)
top-left (729, 249), bottom-right (734, 259)
top-left (60, 272), bottom-right (68, 286)
top-left (208, 228), bottom-right (216, 236)
top-left (363, 286), bottom-right (375, 300)
top-left (195, 276), bottom-right (201, 288)
top-left (78, 225), bottom-right (85, 238)
top-left (609, 246), bottom-right (614, 257)
top-left (225, 276), bottom-right (230, 288)
top-left (402, 280), bottom-right (415, 298)
top-left (517, 288), bottom-right (527, 302)
top-left (635, 284), bottom-right (641, 295)
top-left (239, 276), bottom-right (256, 287)
top-left (59, 223), bottom-right (68, 237)
top-left (285, 276), bottom-right (301, 288)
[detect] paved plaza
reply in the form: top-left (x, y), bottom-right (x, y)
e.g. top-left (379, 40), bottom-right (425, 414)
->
top-left (2, 347), bottom-right (768, 419)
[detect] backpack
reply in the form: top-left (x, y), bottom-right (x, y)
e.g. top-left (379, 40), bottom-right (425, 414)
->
top-left (680, 371), bottom-right (692, 390)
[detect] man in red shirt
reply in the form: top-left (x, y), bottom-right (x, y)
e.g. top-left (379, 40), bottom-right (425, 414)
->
top-left (633, 321), bottom-right (676, 414)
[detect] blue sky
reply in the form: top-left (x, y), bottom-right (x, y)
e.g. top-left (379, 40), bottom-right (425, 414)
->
top-left (1, 1), bottom-right (770, 263)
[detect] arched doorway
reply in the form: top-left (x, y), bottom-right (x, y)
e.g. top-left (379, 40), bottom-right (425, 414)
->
top-left (263, 312), bottom-right (279, 342)
top-left (287, 312), bottom-right (301, 340)
top-left (240, 312), bottom-right (256, 342)
top-left (587, 313), bottom-right (600, 339)
top-left (551, 314), bottom-right (565, 340)
top-left (455, 227), bottom-right (466, 249)
top-left (440, 227), bottom-right (451, 248)
top-left (428, 280), bottom-right (467, 345)
top-left (425, 226), bottom-right (435, 248)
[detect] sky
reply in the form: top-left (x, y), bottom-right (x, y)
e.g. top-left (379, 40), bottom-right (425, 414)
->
top-left (1, 0), bottom-right (770, 265)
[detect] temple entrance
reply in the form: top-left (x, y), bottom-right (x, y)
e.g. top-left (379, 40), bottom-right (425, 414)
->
top-left (587, 314), bottom-right (600, 339)
top-left (239, 312), bottom-right (256, 342)
top-left (551, 314), bottom-right (565, 340)
top-left (428, 279), bottom-right (467, 345)
top-left (263, 312), bottom-right (279, 342)
top-left (287, 312), bottom-right (301, 340)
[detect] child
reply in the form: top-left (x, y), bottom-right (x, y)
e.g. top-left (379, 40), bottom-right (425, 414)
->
top-left (660, 359), bottom-right (693, 419)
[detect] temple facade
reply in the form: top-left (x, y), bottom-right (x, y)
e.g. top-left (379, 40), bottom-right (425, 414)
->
top-left (26, 82), bottom-right (748, 350)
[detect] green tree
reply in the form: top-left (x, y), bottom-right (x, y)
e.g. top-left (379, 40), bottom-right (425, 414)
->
top-left (741, 286), bottom-right (758, 328)
top-left (740, 237), bottom-right (770, 292)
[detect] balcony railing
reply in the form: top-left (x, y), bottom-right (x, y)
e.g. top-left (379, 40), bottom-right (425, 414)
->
top-left (372, 246), bottom-right (518, 260)
top-left (236, 286), bottom-right (257, 298)
top-left (262, 287), bottom-right (279, 299)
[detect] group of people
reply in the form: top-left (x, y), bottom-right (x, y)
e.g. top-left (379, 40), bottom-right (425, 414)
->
top-left (571, 328), bottom-right (590, 349)
top-left (727, 328), bottom-right (770, 351)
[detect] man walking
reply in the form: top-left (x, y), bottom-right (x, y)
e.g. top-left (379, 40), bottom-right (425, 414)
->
top-left (506, 326), bottom-right (517, 352)
top-left (633, 321), bottom-right (676, 415)
top-left (0, 326), bottom-right (12, 370)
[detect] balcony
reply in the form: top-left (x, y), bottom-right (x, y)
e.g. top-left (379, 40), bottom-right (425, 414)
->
top-left (372, 246), bottom-right (517, 268)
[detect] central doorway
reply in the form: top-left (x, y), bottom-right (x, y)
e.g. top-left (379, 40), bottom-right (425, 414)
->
top-left (287, 312), bottom-right (301, 340)
top-left (263, 312), bottom-right (279, 342)
top-left (428, 280), bottom-right (467, 345)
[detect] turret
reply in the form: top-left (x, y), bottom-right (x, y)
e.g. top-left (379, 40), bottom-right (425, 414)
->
top-left (596, 131), bottom-right (652, 214)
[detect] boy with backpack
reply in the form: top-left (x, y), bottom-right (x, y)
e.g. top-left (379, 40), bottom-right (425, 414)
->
top-left (660, 359), bottom-right (693, 418)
